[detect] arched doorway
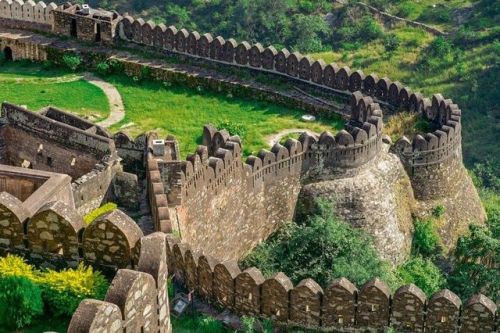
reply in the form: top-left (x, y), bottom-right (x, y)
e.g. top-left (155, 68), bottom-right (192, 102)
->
top-left (3, 47), bottom-right (13, 61)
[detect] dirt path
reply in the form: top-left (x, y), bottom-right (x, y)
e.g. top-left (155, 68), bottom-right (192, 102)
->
top-left (266, 128), bottom-right (319, 147)
top-left (83, 72), bottom-right (125, 128)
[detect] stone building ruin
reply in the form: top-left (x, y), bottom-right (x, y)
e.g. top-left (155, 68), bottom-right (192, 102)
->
top-left (0, 2), bottom-right (495, 332)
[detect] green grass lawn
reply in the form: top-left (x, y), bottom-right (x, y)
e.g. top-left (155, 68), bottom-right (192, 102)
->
top-left (0, 61), bottom-right (109, 120)
top-left (107, 75), bottom-right (344, 157)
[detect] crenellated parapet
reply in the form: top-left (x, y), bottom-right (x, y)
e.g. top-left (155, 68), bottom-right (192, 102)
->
top-left (391, 94), bottom-right (464, 200)
top-left (0, 192), bottom-right (143, 269)
top-left (0, 0), bottom-right (56, 31)
top-left (68, 232), bottom-right (172, 333)
top-left (164, 237), bottom-right (497, 332)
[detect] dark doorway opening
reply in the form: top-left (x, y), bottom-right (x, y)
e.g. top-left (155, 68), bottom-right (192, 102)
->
top-left (70, 18), bottom-right (77, 37)
top-left (3, 47), bottom-right (13, 61)
top-left (95, 23), bottom-right (101, 42)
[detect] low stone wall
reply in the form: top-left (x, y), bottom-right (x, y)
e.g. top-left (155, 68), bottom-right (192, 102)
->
top-left (68, 232), bottom-right (172, 333)
top-left (166, 236), bottom-right (497, 333)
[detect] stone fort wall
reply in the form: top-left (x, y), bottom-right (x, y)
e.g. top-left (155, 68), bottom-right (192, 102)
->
top-left (0, 0), bottom-right (55, 32)
top-left (68, 232), bottom-right (172, 333)
top-left (164, 237), bottom-right (496, 333)
top-left (145, 95), bottom-right (384, 260)
top-left (0, 6), bottom-right (492, 332)
top-left (0, 103), bottom-right (123, 215)
top-left (0, 189), bottom-right (145, 269)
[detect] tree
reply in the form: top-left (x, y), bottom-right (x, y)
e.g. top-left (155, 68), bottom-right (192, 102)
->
top-left (448, 211), bottom-right (499, 300)
top-left (292, 14), bottom-right (330, 53)
top-left (241, 200), bottom-right (398, 288)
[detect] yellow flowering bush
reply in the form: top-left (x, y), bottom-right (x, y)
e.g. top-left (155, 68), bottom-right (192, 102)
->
top-left (0, 255), bottom-right (109, 317)
top-left (39, 263), bottom-right (109, 316)
top-left (0, 254), bottom-right (37, 280)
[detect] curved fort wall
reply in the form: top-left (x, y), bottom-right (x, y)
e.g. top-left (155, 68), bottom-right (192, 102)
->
top-left (163, 237), bottom-right (496, 333)
top-left (144, 95), bottom-right (384, 260)
top-left (0, 5), bottom-right (492, 332)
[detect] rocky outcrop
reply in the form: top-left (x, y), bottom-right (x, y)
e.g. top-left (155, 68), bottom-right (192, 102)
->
top-left (300, 144), bottom-right (415, 264)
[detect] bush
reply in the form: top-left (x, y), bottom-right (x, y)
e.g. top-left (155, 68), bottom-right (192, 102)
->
top-left (384, 34), bottom-right (401, 53)
top-left (62, 54), bottom-right (82, 71)
top-left (418, 6), bottom-right (452, 24)
top-left (397, 256), bottom-right (446, 296)
top-left (83, 202), bottom-right (118, 225)
top-left (215, 120), bottom-right (247, 138)
top-left (412, 218), bottom-right (441, 257)
top-left (96, 61), bottom-right (111, 75)
top-left (448, 210), bottom-right (499, 300)
top-left (0, 276), bottom-right (43, 330)
top-left (241, 316), bottom-right (255, 333)
top-left (432, 205), bottom-right (445, 218)
top-left (39, 263), bottom-right (109, 317)
top-left (0, 254), bottom-right (37, 280)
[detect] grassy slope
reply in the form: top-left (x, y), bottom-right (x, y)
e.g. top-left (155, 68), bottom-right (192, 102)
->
top-left (0, 61), bottom-right (109, 120)
top-left (310, 1), bottom-right (499, 168)
top-left (107, 74), bottom-right (343, 157)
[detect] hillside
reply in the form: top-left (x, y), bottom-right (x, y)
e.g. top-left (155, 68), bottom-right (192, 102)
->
top-left (91, 0), bottom-right (499, 173)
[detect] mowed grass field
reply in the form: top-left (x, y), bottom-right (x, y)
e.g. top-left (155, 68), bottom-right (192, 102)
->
top-left (0, 61), bottom-right (344, 157)
top-left (0, 61), bottom-right (109, 120)
top-left (106, 75), bottom-right (343, 157)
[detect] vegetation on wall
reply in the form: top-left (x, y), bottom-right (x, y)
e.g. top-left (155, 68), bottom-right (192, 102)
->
top-left (83, 202), bottom-right (118, 225)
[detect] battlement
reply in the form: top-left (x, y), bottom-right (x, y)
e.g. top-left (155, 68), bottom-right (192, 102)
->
top-left (68, 232), bottom-right (171, 333)
top-left (166, 237), bottom-right (497, 332)
top-left (0, 190), bottom-right (144, 268)
top-left (0, 0), bottom-right (56, 32)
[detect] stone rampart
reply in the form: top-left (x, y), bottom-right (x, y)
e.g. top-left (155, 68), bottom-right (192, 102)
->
top-left (166, 237), bottom-right (497, 333)
top-left (0, 192), bottom-right (143, 269)
top-left (0, 0), bottom-right (55, 31)
top-left (1, 103), bottom-right (116, 174)
top-left (68, 232), bottom-right (172, 333)
top-left (149, 95), bottom-right (383, 261)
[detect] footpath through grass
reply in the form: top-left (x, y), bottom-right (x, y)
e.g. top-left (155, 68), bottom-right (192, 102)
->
top-left (107, 74), bottom-right (344, 157)
top-left (0, 61), bottom-right (109, 120)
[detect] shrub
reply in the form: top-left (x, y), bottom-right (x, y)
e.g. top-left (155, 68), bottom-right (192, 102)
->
top-left (384, 34), bottom-right (401, 53)
top-left (448, 210), bottom-right (499, 300)
top-left (96, 61), bottom-right (111, 75)
top-left (418, 6), bottom-right (452, 24)
top-left (432, 205), bottom-right (445, 218)
top-left (62, 54), bottom-right (82, 71)
top-left (0, 254), bottom-right (37, 280)
top-left (0, 276), bottom-right (43, 330)
top-left (241, 316), bottom-right (255, 333)
top-left (107, 59), bottom-right (124, 74)
top-left (83, 202), bottom-right (117, 225)
top-left (39, 263), bottom-right (109, 317)
top-left (215, 120), bottom-right (247, 138)
top-left (412, 218), bottom-right (441, 257)
top-left (397, 256), bottom-right (446, 296)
